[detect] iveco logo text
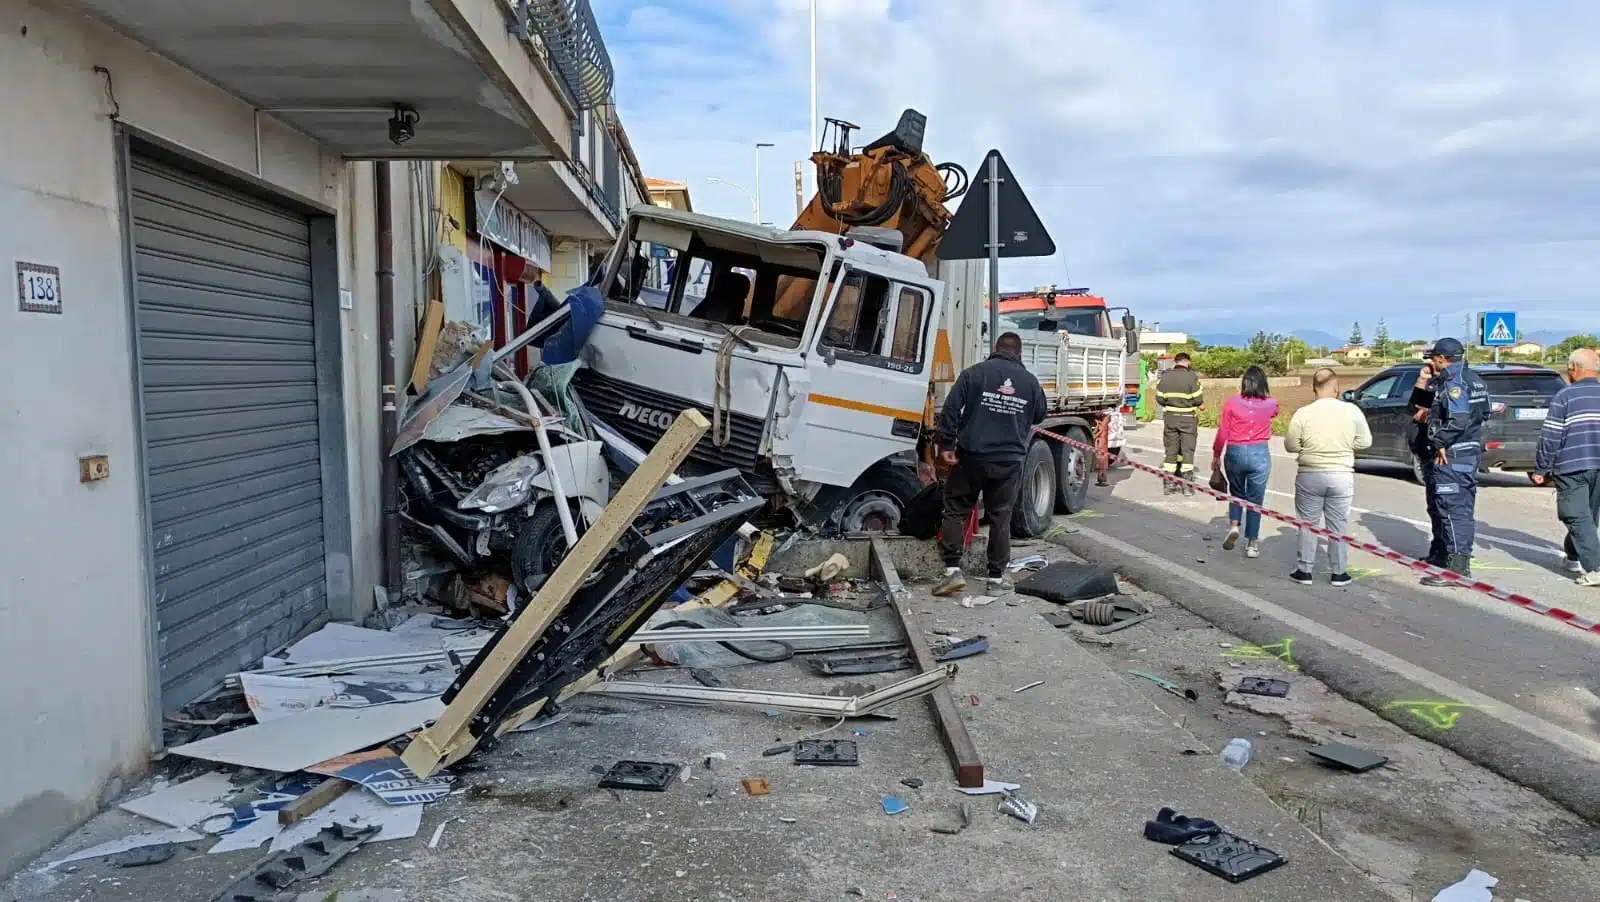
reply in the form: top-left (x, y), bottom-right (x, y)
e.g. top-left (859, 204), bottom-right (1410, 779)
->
top-left (619, 401), bottom-right (676, 429)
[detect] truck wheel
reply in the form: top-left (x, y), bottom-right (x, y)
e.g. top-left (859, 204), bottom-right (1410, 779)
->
top-left (1012, 439), bottom-right (1057, 538)
top-left (837, 463), bottom-right (923, 534)
top-left (1054, 426), bottom-right (1092, 513)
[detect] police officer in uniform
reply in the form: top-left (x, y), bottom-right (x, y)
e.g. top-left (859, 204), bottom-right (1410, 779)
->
top-left (1416, 338), bottom-right (1490, 586)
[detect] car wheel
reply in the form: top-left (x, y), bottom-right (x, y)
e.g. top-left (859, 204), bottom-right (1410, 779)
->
top-left (1013, 439), bottom-right (1057, 538)
top-left (1410, 453), bottom-right (1426, 485)
top-left (511, 503), bottom-right (580, 594)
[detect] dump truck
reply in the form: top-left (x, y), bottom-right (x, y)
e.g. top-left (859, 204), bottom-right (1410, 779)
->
top-left (568, 110), bottom-right (1138, 536)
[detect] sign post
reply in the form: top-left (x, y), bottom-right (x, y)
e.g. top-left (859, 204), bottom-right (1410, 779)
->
top-left (1479, 310), bottom-right (1516, 364)
top-left (937, 149), bottom-right (1056, 347)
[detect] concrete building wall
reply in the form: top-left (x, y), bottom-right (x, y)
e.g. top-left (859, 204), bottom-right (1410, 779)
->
top-left (0, 0), bottom-right (356, 874)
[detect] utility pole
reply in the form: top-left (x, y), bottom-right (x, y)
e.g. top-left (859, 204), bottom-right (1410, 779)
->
top-left (754, 142), bottom-right (773, 225)
top-left (1433, 314), bottom-right (1441, 339)
top-left (808, 0), bottom-right (818, 195)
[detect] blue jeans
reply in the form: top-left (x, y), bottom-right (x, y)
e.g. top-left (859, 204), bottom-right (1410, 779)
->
top-left (1224, 443), bottom-right (1272, 540)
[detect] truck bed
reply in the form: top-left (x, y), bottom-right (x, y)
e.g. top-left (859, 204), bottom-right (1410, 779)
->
top-left (1016, 330), bottom-right (1126, 414)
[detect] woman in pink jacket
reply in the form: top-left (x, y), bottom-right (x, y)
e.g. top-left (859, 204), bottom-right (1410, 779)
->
top-left (1212, 366), bottom-right (1279, 558)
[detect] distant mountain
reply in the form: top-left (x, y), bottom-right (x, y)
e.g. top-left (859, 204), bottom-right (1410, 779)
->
top-left (1185, 328), bottom-right (1343, 350)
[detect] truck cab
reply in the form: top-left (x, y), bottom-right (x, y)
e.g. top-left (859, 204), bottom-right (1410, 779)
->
top-left (574, 206), bottom-right (942, 532)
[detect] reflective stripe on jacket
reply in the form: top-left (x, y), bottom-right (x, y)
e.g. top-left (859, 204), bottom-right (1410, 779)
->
top-left (1156, 366), bottom-right (1204, 414)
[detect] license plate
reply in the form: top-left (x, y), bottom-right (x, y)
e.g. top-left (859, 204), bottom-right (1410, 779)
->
top-left (1514, 408), bottom-right (1547, 421)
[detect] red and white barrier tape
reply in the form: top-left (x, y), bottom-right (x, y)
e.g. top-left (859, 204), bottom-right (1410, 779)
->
top-left (1036, 429), bottom-right (1600, 637)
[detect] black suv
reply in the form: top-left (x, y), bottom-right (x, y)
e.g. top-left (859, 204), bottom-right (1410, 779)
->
top-left (1342, 363), bottom-right (1567, 481)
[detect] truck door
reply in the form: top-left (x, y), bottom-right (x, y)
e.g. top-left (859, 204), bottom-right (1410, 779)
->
top-left (797, 268), bottom-right (939, 487)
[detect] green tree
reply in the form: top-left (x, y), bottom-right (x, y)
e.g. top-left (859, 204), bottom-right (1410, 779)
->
top-left (1349, 321), bottom-right (1364, 347)
top-left (1193, 348), bottom-right (1254, 378)
top-left (1246, 331), bottom-right (1290, 376)
top-left (1373, 319), bottom-right (1391, 357)
top-left (1548, 334), bottom-right (1600, 362)
top-left (1285, 337), bottom-right (1311, 369)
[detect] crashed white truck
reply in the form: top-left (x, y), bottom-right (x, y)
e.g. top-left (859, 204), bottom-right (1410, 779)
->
top-left (570, 205), bottom-right (1138, 537)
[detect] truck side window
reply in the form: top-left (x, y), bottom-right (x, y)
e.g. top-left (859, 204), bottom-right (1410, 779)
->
top-left (888, 286), bottom-right (929, 363)
top-left (821, 272), bottom-right (891, 354)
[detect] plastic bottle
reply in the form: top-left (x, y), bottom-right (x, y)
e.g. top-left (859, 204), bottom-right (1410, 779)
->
top-left (1221, 738), bottom-right (1253, 771)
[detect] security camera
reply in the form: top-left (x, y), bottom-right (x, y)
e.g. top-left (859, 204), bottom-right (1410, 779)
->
top-left (388, 105), bottom-right (419, 145)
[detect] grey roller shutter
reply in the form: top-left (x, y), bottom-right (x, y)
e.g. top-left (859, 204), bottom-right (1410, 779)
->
top-left (130, 154), bottom-right (328, 712)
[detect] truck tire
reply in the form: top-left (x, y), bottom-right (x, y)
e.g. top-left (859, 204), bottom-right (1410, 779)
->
top-left (1012, 439), bottom-right (1057, 538)
top-left (1053, 425), bottom-right (1092, 514)
top-left (836, 462), bottom-right (924, 534)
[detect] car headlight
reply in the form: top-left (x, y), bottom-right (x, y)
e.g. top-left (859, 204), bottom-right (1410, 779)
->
top-left (459, 455), bottom-right (544, 513)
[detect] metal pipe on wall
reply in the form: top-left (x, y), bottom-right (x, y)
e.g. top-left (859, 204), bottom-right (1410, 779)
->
top-left (375, 161), bottom-right (403, 599)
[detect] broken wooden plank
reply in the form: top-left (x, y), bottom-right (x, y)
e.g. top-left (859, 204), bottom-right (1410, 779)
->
top-left (872, 536), bottom-right (984, 788)
top-left (409, 298), bottom-right (445, 392)
top-left (401, 409), bottom-right (710, 777)
top-left (277, 778), bottom-right (352, 826)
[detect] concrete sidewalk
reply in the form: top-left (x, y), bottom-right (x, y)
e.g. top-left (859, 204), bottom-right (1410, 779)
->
top-left (9, 573), bottom-right (1390, 902)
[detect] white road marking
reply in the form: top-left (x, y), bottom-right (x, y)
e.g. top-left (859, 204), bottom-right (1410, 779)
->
top-left (1069, 524), bottom-right (1600, 764)
top-left (1121, 440), bottom-right (1563, 560)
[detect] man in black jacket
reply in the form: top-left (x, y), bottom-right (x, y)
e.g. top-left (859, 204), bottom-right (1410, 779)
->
top-left (932, 332), bottom-right (1049, 596)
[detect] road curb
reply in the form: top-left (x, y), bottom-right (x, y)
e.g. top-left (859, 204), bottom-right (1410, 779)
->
top-left (1048, 531), bottom-right (1600, 824)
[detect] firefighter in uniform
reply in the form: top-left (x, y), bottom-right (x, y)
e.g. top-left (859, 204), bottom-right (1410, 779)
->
top-left (1416, 338), bottom-right (1490, 586)
top-left (1155, 353), bottom-right (1204, 494)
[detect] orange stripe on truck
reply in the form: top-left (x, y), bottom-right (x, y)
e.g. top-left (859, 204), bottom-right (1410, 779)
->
top-left (807, 393), bottom-right (924, 422)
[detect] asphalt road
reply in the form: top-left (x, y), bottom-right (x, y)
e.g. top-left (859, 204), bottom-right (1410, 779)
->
top-left (1058, 420), bottom-right (1600, 818)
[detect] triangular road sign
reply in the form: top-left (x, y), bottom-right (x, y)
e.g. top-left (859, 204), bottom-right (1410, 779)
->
top-left (937, 150), bottom-right (1056, 261)
top-left (1487, 317), bottom-right (1512, 343)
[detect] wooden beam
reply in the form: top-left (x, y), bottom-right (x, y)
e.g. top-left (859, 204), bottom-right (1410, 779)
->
top-left (872, 536), bottom-right (984, 788)
top-left (401, 409), bottom-right (711, 777)
top-left (409, 298), bottom-right (445, 393)
top-left (277, 778), bottom-right (351, 825)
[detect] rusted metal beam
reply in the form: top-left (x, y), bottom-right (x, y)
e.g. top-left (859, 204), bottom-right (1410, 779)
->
top-left (871, 536), bottom-right (984, 788)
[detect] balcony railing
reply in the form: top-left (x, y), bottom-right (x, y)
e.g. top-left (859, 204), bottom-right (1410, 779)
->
top-left (506, 0), bottom-right (614, 111)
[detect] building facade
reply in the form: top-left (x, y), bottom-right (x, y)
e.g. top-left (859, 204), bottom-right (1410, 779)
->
top-left (0, 0), bottom-right (640, 875)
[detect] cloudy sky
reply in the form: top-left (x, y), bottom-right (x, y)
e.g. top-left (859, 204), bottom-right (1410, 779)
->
top-left (592, 0), bottom-right (1600, 342)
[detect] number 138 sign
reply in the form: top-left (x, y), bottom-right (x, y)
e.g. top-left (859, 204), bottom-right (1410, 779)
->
top-left (17, 262), bottom-right (63, 314)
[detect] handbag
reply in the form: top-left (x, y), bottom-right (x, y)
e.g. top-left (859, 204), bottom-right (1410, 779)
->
top-left (1209, 441), bottom-right (1229, 493)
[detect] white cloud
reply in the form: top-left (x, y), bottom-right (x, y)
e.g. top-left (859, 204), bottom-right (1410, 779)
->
top-left (595, 0), bottom-right (1600, 340)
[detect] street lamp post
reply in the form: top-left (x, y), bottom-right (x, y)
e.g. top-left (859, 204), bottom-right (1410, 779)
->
top-left (755, 142), bottom-right (774, 225)
top-left (706, 177), bottom-right (757, 222)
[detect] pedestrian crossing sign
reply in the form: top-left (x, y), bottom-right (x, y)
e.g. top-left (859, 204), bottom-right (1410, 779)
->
top-left (1480, 311), bottom-right (1516, 347)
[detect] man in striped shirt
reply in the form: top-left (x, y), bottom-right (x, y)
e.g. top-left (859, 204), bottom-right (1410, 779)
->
top-left (1533, 348), bottom-right (1600, 586)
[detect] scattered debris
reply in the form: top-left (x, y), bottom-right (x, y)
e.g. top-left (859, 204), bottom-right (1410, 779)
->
top-left (959, 595), bottom-right (997, 608)
top-left (1015, 562), bottom-right (1119, 604)
top-left (1170, 832), bottom-right (1287, 883)
top-left (741, 778), bottom-right (770, 796)
top-left (168, 698), bottom-right (444, 773)
top-left (930, 802), bottom-right (972, 835)
top-left (1012, 680), bottom-right (1044, 694)
top-left (1007, 554), bottom-right (1048, 571)
top-left (955, 779), bottom-right (1021, 796)
top-left (118, 772), bottom-right (236, 830)
top-left (762, 744), bottom-right (794, 757)
top-left (597, 761), bottom-right (680, 792)
top-left (1143, 807), bottom-right (1222, 844)
top-left (900, 777), bottom-right (924, 790)
top-left (793, 739), bottom-right (859, 767)
top-left (998, 791), bottom-right (1038, 825)
top-left (1430, 870), bottom-right (1498, 902)
top-left (276, 778), bottom-right (352, 826)
top-left (1128, 669), bottom-right (1199, 702)
top-left (880, 795), bottom-right (910, 815)
top-left (804, 552), bottom-right (851, 583)
top-left (308, 749), bottom-right (453, 805)
top-left (1236, 677), bottom-right (1291, 698)
top-left (1306, 743), bottom-right (1389, 773)
top-left (209, 822), bottom-right (381, 902)
top-left (44, 828), bottom-right (204, 870)
top-left (108, 843), bottom-right (177, 868)
top-left (427, 818), bottom-right (450, 850)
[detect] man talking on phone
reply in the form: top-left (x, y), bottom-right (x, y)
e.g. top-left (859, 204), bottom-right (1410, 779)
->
top-left (1415, 338), bottom-right (1490, 586)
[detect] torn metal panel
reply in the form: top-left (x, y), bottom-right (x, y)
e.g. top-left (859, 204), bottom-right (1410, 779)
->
top-left (420, 405), bottom-right (530, 443)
